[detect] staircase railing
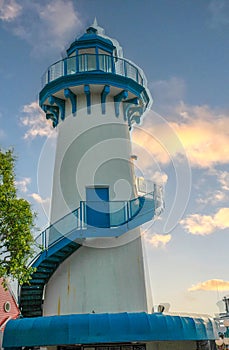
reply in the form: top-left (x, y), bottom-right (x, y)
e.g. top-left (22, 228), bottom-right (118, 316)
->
top-left (34, 186), bottom-right (164, 253)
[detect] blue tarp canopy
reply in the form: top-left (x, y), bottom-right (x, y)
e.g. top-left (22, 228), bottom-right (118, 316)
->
top-left (3, 312), bottom-right (218, 348)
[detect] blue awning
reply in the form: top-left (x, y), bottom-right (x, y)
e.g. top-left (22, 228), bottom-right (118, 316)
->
top-left (3, 312), bottom-right (218, 348)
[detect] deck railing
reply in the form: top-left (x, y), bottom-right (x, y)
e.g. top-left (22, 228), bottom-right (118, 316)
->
top-left (41, 54), bottom-right (146, 88)
top-left (34, 185), bottom-right (163, 253)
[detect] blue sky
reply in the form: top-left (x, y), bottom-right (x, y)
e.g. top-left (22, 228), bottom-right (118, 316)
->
top-left (0, 0), bottom-right (229, 316)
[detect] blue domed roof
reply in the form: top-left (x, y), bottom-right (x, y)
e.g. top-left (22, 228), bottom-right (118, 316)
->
top-left (67, 20), bottom-right (116, 57)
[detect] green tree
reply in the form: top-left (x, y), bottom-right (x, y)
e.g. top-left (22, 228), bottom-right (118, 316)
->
top-left (0, 149), bottom-right (35, 285)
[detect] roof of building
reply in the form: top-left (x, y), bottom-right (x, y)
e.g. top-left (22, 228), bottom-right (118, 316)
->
top-left (0, 278), bottom-right (20, 331)
top-left (3, 312), bottom-right (218, 348)
top-left (67, 19), bottom-right (123, 58)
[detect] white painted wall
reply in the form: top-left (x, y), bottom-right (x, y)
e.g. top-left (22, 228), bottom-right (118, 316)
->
top-left (43, 234), bottom-right (149, 315)
top-left (43, 86), bottom-right (152, 315)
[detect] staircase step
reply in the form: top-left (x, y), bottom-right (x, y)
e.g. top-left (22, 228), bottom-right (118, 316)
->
top-left (32, 272), bottom-right (49, 279)
top-left (20, 300), bottom-right (41, 307)
top-left (29, 279), bottom-right (47, 285)
top-left (53, 251), bottom-right (68, 258)
top-left (47, 256), bottom-right (62, 263)
top-left (20, 296), bottom-right (41, 302)
top-left (39, 261), bottom-right (57, 268)
top-left (22, 303), bottom-right (42, 309)
top-left (21, 285), bottom-right (43, 292)
top-left (23, 310), bottom-right (42, 317)
top-left (37, 267), bottom-right (54, 273)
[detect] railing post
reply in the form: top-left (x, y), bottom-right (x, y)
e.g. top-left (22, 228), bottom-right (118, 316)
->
top-left (63, 58), bottom-right (67, 76)
top-left (124, 60), bottom-right (127, 77)
top-left (76, 54), bottom-right (79, 73)
top-left (111, 56), bottom-right (115, 74)
top-left (126, 200), bottom-right (130, 222)
top-left (80, 201), bottom-right (83, 229)
top-left (95, 48), bottom-right (99, 70)
top-left (42, 230), bottom-right (45, 250)
top-left (136, 68), bottom-right (138, 83)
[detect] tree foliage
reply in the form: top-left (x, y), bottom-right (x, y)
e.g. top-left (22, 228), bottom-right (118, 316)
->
top-left (0, 149), bottom-right (35, 285)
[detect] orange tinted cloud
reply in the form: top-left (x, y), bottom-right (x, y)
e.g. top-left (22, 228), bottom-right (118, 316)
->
top-left (180, 207), bottom-right (229, 235)
top-left (133, 104), bottom-right (229, 168)
top-left (144, 233), bottom-right (172, 248)
top-left (188, 279), bottom-right (229, 292)
top-left (29, 193), bottom-right (50, 205)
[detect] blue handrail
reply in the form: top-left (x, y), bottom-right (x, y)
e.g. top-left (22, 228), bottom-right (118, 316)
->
top-left (34, 188), bottom-right (164, 253)
top-left (41, 54), bottom-right (146, 88)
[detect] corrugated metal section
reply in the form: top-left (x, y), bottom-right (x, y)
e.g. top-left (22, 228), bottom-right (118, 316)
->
top-left (3, 312), bottom-right (218, 347)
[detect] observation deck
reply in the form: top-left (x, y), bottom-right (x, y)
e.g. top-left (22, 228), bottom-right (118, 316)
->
top-left (39, 53), bottom-right (151, 129)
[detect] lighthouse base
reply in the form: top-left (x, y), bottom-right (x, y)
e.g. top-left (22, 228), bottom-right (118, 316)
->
top-left (43, 232), bottom-right (151, 315)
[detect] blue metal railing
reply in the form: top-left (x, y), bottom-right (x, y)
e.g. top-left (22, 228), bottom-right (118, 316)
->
top-left (41, 54), bottom-right (146, 88)
top-left (34, 187), bottom-right (164, 253)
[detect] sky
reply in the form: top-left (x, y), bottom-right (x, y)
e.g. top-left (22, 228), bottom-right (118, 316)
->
top-left (0, 0), bottom-right (229, 317)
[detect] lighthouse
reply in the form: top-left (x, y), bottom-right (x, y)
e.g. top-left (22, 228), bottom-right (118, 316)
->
top-left (18, 20), bottom-right (163, 317)
top-left (3, 21), bottom-right (218, 350)
top-left (40, 20), bottom-right (159, 316)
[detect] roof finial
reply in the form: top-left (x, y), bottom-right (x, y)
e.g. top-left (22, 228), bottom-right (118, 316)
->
top-left (90, 17), bottom-right (105, 35)
top-left (93, 17), bottom-right (98, 27)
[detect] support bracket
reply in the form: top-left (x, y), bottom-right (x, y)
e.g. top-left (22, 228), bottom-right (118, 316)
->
top-left (49, 95), bottom-right (65, 121)
top-left (64, 88), bottom-right (77, 116)
top-left (114, 90), bottom-right (128, 117)
top-left (101, 85), bottom-right (110, 114)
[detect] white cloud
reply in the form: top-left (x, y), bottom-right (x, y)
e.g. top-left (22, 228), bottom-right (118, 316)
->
top-left (3, 0), bottom-right (84, 56)
top-left (188, 279), bottom-right (229, 292)
top-left (20, 101), bottom-right (55, 139)
top-left (15, 177), bottom-right (31, 193)
top-left (29, 192), bottom-right (50, 205)
top-left (0, 0), bottom-right (22, 22)
top-left (217, 171), bottom-right (229, 191)
top-left (133, 103), bottom-right (229, 168)
top-left (144, 233), bottom-right (172, 248)
top-left (150, 171), bottom-right (168, 185)
top-left (197, 190), bottom-right (227, 205)
top-left (180, 207), bottom-right (229, 235)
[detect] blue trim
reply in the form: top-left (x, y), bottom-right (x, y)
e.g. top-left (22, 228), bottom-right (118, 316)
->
top-left (84, 85), bottom-right (91, 114)
top-left (39, 73), bottom-right (148, 107)
top-left (67, 36), bottom-right (114, 57)
top-left (48, 95), bottom-right (65, 121)
top-left (95, 46), bottom-right (99, 70)
top-left (40, 55), bottom-right (147, 90)
top-left (64, 88), bottom-right (77, 116)
top-left (114, 90), bottom-right (128, 117)
top-left (123, 98), bottom-right (139, 121)
top-left (101, 85), bottom-right (110, 114)
top-left (42, 105), bottom-right (59, 128)
top-left (3, 312), bottom-right (218, 347)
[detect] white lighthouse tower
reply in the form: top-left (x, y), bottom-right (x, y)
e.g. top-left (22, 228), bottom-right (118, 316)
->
top-left (4, 22), bottom-right (219, 350)
top-left (19, 21), bottom-right (163, 317)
